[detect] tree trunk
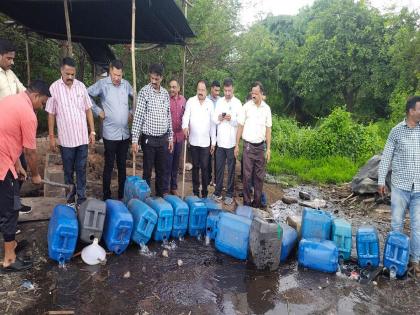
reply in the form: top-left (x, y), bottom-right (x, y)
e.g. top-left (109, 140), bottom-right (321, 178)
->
top-left (343, 88), bottom-right (355, 112)
top-left (77, 48), bottom-right (85, 81)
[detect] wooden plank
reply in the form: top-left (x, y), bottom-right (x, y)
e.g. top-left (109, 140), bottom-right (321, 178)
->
top-left (18, 197), bottom-right (66, 222)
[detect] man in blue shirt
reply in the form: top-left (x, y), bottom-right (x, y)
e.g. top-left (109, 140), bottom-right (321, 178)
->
top-left (88, 60), bottom-right (133, 200)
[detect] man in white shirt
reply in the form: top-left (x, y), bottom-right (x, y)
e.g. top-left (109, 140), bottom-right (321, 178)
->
top-left (207, 80), bottom-right (220, 186)
top-left (211, 79), bottom-right (242, 205)
top-left (235, 81), bottom-right (272, 208)
top-left (182, 80), bottom-right (216, 198)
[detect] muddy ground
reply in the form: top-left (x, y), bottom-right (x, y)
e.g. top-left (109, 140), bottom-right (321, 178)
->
top-left (0, 139), bottom-right (419, 315)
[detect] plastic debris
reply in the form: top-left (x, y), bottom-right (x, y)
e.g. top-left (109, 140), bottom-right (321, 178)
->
top-left (177, 259), bottom-right (183, 267)
top-left (21, 280), bottom-right (35, 290)
top-left (162, 249), bottom-right (169, 257)
top-left (123, 271), bottom-right (131, 279)
top-left (185, 163), bottom-right (193, 171)
top-left (81, 238), bottom-right (107, 265)
top-left (349, 271), bottom-right (360, 280)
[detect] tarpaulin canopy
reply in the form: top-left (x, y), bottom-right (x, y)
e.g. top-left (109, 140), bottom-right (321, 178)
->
top-left (0, 0), bottom-right (194, 65)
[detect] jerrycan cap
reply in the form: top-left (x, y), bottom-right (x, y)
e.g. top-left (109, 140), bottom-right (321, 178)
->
top-left (81, 238), bottom-right (107, 265)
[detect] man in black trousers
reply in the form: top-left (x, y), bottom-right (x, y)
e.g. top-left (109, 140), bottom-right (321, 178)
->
top-left (88, 60), bottom-right (133, 200)
top-left (182, 80), bottom-right (216, 198)
top-left (131, 64), bottom-right (173, 197)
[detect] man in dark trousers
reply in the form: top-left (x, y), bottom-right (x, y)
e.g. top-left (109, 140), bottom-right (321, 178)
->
top-left (207, 80), bottom-right (220, 186)
top-left (131, 64), bottom-right (173, 197)
top-left (182, 80), bottom-right (216, 198)
top-left (235, 81), bottom-right (272, 208)
top-left (0, 80), bottom-right (50, 271)
top-left (165, 79), bottom-right (186, 196)
top-left (0, 38), bottom-right (32, 215)
top-left (88, 60), bottom-right (133, 200)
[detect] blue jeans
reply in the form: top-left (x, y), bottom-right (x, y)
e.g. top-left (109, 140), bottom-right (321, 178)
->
top-left (60, 145), bottom-right (88, 205)
top-left (391, 186), bottom-right (420, 262)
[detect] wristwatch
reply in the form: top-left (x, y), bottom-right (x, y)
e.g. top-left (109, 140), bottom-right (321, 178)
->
top-left (90, 131), bottom-right (96, 135)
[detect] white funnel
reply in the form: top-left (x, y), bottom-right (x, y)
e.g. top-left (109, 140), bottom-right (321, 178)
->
top-left (81, 238), bottom-right (106, 265)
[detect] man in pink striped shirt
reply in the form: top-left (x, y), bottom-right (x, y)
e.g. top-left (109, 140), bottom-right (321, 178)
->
top-left (46, 57), bottom-right (95, 207)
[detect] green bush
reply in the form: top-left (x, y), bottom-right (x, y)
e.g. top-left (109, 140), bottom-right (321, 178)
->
top-left (269, 107), bottom-right (387, 183)
top-left (267, 151), bottom-right (361, 184)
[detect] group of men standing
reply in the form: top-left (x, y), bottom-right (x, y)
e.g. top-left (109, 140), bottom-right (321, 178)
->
top-left (0, 35), bottom-right (274, 271)
top-left (129, 64), bottom-right (272, 210)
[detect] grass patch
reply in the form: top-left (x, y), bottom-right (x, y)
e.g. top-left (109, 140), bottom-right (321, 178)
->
top-left (267, 151), bottom-right (362, 184)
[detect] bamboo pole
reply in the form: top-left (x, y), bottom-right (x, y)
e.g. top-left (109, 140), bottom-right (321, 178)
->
top-left (181, 0), bottom-right (189, 197)
top-left (181, 1), bottom-right (188, 95)
top-left (63, 0), bottom-right (73, 56)
top-left (24, 34), bottom-right (30, 85)
top-left (131, 0), bottom-right (137, 176)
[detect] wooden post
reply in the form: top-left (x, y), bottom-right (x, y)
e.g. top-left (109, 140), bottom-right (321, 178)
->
top-left (131, 0), bottom-right (137, 107)
top-left (24, 33), bottom-right (30, 85)
top-left (63, 0), bottom-right (73, 56)
top-left (131, 0), bottom-right (137, 176)
top-left (181, 1), bottom-right (188, 95)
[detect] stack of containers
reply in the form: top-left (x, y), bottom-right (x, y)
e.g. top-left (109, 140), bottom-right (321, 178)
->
top-left (298, 208), bottom-right (338, 273)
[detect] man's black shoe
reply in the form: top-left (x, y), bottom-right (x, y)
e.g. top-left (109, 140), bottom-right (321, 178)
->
top-left (19, 204), bottom-right (32, 214)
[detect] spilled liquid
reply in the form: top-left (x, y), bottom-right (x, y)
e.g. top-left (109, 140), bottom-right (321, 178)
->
top-left (5, 221), bottom-right (420, 315)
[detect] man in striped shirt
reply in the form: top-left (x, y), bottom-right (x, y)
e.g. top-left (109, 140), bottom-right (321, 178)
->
top-left (132, 64), bottom-right (173, 197)
top-left (378, 95), bottom-right (420, 278)
top-left (46, 57), bottom-right (95, 207)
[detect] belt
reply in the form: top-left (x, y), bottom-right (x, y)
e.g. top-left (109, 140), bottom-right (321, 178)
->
top-left (246, 140), bottom-right (265, 147)
top-left (143, 134), bottom-right (166, 139)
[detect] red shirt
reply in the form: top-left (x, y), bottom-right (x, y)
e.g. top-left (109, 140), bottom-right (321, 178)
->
top-left (0, 92), bottom-right (37, 180)
top-left (170, 94), bottom-right (186, 143)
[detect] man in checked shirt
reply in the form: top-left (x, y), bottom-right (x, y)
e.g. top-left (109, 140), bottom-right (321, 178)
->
top-left (131, 64), bottom-right (173, 197)
top-left (378, 95), bottom-right (420, 278)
